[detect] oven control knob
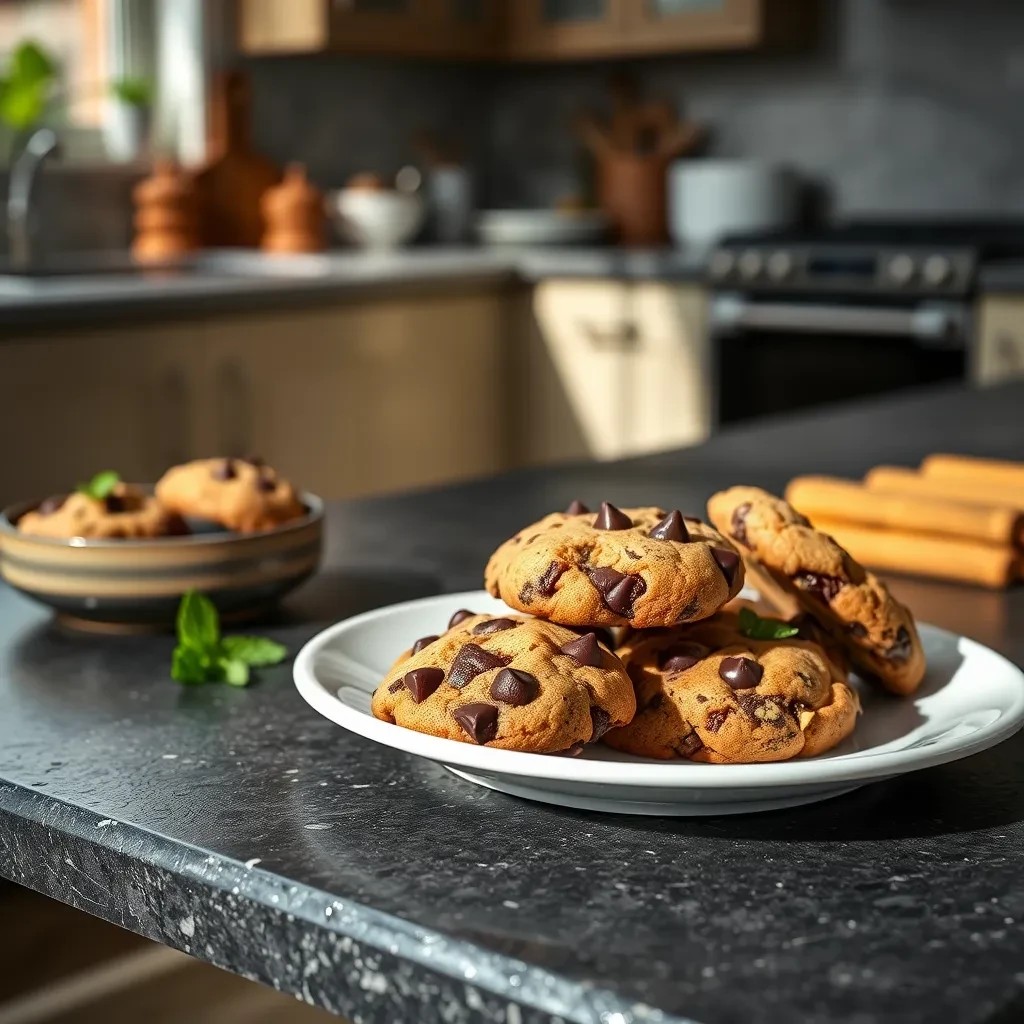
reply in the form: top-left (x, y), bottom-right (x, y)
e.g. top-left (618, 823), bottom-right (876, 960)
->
top-left (767, 250), bottom-right (794, 281)
top-left (709, 249), bottom-right (736, 280)
top-left (922, 254), bottom-right (953, 286)
top-left (738, 249), bottom-right (764, 280)
top-left (887, 253), bottom-right (917, 286)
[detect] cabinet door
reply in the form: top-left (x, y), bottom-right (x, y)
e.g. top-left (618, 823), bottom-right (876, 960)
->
top-left (201, 292), bottom-right (508, 500)
top-left (237, 0), bottom-right (330, 54)
top-left (428, 0), bottom-right (503, 54)
top-left (508, 0), bottom-right (626, 59)
top-left (974, 295), bottom-right (1024, 386)
top-left (0, 323), bottom-right (207, 507)
top-left (621, 0), bottom-right (761, 49)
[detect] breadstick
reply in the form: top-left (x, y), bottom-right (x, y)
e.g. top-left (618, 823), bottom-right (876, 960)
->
top-left (786, 475), bottom-right (1024, 546)
top-left (921, 453), bottom-right (1024, 492)
top-left (864, 466), bottom-right (1024, 512)
top-left (810, 517), bottom-right (1018, 589)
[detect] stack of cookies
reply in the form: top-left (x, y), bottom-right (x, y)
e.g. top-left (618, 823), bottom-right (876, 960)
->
top-left (372, 489), bottom-right (928, 764)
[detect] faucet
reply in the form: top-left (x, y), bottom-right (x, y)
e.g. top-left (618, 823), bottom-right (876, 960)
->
top-left (6, 128), bottom-right (61, 271)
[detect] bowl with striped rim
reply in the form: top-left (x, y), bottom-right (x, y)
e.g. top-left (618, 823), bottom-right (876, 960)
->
top-left (0, 492), bottom-right (323, 632)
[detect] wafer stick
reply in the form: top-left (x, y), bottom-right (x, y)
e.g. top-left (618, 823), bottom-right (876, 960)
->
top-left (921, 453), bottom-right (1024, 492)
top-left (786, 475), bottom-right (1024, 546)
top-left (864, 466), bottom-right (1024, 512)
top-left (810, 517), bottom-right (1019, 589)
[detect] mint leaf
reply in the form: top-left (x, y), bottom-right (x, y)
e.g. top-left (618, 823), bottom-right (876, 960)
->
top-left (176, 590), bottom-right (219, 652)
top-left (221, 636), bottom-right (287, 667)
top-left (217, 657), bottom-right (250, 687)
top-left (77, 470), bottom-right (121, 501)
top-left (171, 646), bottom-right (207, 684)
top-left (739, 606), bottom-right (799, 640)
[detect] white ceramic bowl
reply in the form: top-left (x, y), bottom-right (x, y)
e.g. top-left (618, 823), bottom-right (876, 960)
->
top-left (476, 209), bottom-right (609, 247)
top-left (327, 189), bottom-right (425, 249)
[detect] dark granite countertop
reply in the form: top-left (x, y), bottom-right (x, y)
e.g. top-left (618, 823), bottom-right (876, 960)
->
top-left (978, 261), bottom-right (1024, 293)
top-left (0, 246), bottom-right (708, 329)
top-left (2, 383), bottom-right (1024, 1024)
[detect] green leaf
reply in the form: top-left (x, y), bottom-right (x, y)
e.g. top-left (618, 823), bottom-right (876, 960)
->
top-left (738, 606), bottom-right (800, 641)
top-left (221, 635), bottom-right (288, 667)
top-left (10, 41), bottom-right (56, 86)
top-left (0, 77), bottom-right (47, 131)
top-left (76, 470), bottom-right (121, 501)
top-left (176, 590), bottom-right (220, 653)
top-left (171, 645), bottom-right (208, 685)
top-left (111, 76), bottom-right (152, 107)
top-left (216, 657), bottom-right (250, 687)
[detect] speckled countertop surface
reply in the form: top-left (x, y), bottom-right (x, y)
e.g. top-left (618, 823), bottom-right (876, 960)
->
top-left (2, 383), bottom-right (1024, 1023)
top-left (0, 246), bottom-right (707, 329)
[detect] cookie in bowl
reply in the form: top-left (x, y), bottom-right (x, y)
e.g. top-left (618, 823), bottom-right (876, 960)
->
top-left (485, 502), bottom-right (744, 630)
top-left (155, 457), bottom-right (305, 533)
top-left (372, 612), bottom-right (636, 754)
top-left (18, 480), bottom-right (186, 540)
top-left (604, 610), bottom-right (860, 763)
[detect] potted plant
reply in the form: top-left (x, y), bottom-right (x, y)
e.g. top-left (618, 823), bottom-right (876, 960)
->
top-left (105, 76), bottom-right (153, 162)
top-left (0, 40), bottom-right (57, 160)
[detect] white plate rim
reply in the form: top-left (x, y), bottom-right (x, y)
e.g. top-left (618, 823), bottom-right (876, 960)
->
top-left (294, 590), bottom-right (1024, 791)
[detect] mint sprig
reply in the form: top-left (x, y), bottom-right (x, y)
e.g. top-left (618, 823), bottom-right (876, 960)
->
top-left (739, 606), bottom-right (799, 640)
top-left (77, 470), bottom-right (121, 501)
top-left (171, 590), bottom-right (287, 687)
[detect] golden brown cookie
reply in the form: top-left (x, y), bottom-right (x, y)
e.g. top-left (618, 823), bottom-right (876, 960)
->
top-left (18, 484), bottom-right (186, 540)
top-left (155, 457), bottom-right (305, 533)
top-left (604, 610), bottom-right (860, 763)
top-left (707, 486), bottom-right (926, 695)
top-left (372, 611), bottom-right (636, 754)
top-left (484, 502), bottom-right (744, 630)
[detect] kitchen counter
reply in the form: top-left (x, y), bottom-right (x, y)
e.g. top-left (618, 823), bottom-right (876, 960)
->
top-left (0, 246), bottom-right (708, 329)
top-left (2, 382), bottom-right (1024, 1024)
top-left (978, 261), bottom-right (1024, 292)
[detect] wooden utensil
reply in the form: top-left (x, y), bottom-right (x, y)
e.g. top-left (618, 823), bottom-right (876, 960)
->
top-left (864, 465), bottom-right (1024, 512)
top-left (920, 453), bottom-right (1024, 491)
top-left (194, 71), bottom-right (281, 248)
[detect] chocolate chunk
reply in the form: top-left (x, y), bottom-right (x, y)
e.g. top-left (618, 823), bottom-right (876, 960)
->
top-left (590, 707), bottom-right (612, 741)
top-left (564, 499), bottom-right (590, 515)
top-left (404, 667), bottom-right (444, 703)
top-left (472, 618), bottom-right (518, 635)
top-left (659, 642), bottom-right (710, 674)
top-left (387, 679), bottom-right (404, 694)
top-left (256, 473), bottom-right (277, 493)
top-left (793, 570), bottom-right (844, 603)
top-left (411, 635), bottom-right (439, 655)
top-left (885, 626), bottom-right (913, 663)
top-left (586, 567), bottom-right (647, 617)
top-left (674, 731), bottom-right (704, 757)
top-left (625, 548), bottom-right (642, 559)
top-left (490, 668), bottom-right (539, 706)
top-left (448, 644), bottom-right (510, 689)
top-left (568, 624), bottom-right (616, 650)
top-left (559, 632), bottom-right (603, 667)
top-left (37, 495), bottom-right (65, 516)
top-left (593, 502), bottom-right (633, 531)
top-left (453, 702), bottom-right (499, 744)
top-left (718, 655), bottom-right (764, 689)
top-left (447, 609), bottom-right (475, 629)
top-left (649, 510), bottom-right (689, 543)
top-left (696, 694), bottom-right (708, 703)
top-left (104, 494), bottom-right (126, 513)
top-left (848, 622), bottom-right (868, 639)
top-left (211, 459), bottom-right (237, 481)
top-left (731, 502), bottom-right (751, 546)
top-left (705, 708), bottom-right (731, 733)
top-left (537, 560), bottom-right (568, 596)
top-left (711, 547), bottom-right (741, 586)
top-left (738, 693), bottom-right (786, 726)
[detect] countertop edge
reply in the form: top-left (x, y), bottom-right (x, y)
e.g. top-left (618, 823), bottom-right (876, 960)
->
top-left (0, 781), bottom-right (697, 1024)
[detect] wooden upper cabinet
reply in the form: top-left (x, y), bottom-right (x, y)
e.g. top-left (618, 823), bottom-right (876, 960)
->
top-left (237, 0), bottom-right (815, 58)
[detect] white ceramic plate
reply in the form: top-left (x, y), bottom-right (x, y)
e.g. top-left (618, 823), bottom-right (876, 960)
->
top-left (293, 590), bottom-right (1024, 816)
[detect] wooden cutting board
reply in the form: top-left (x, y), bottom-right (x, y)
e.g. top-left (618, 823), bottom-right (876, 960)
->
top-left (194, 71), bottom-right (280, 248)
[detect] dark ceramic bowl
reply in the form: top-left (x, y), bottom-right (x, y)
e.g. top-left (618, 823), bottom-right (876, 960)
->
top-left (0, 493), bottom-right (323, 632)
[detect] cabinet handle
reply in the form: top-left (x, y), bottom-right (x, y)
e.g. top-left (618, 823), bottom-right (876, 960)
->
top-left (577, 319), bottom-right (640, 351)
top-left (215, 360), bottom-right (252, 457)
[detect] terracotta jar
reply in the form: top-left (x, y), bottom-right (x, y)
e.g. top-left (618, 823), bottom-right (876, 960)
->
top-left (596, 152), bottom-right (670, 247)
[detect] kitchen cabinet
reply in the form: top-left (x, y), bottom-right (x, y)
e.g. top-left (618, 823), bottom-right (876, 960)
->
top-left (238, 0), bottom-right (501, 58)
top-left (238, 0), bottom-right (814, 59)
top-left (973, 294), bottom-right (1024, 386)
top-left (523, 278), bottom-right (710, 462)
top-left (0, 288), bottom-right (509, 506)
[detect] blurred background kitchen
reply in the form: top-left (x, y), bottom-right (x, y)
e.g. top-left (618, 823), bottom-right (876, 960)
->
top-left (3, 0), bottom-right (1024, 514)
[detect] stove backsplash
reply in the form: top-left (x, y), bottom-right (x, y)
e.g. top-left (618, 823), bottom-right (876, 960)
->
top-left (247, 0), bottom-right (1024, 220)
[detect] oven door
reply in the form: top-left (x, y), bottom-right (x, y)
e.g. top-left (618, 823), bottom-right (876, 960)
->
top-left (710, 295), bottom-right (969, 425)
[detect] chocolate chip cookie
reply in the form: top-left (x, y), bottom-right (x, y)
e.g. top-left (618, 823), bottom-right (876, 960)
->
top-left (484, 502), bottom-right (744, 630)
top-left (604, 611), bottom-right (860, 763)
top-left (155, 457), bottom-right (305, 533)
top-left (18, 484), bottom-right (186, 540)
top-left (372, 611), bottom-right (636, 754)
top-left (707, 486), bottom-right (926, 695)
